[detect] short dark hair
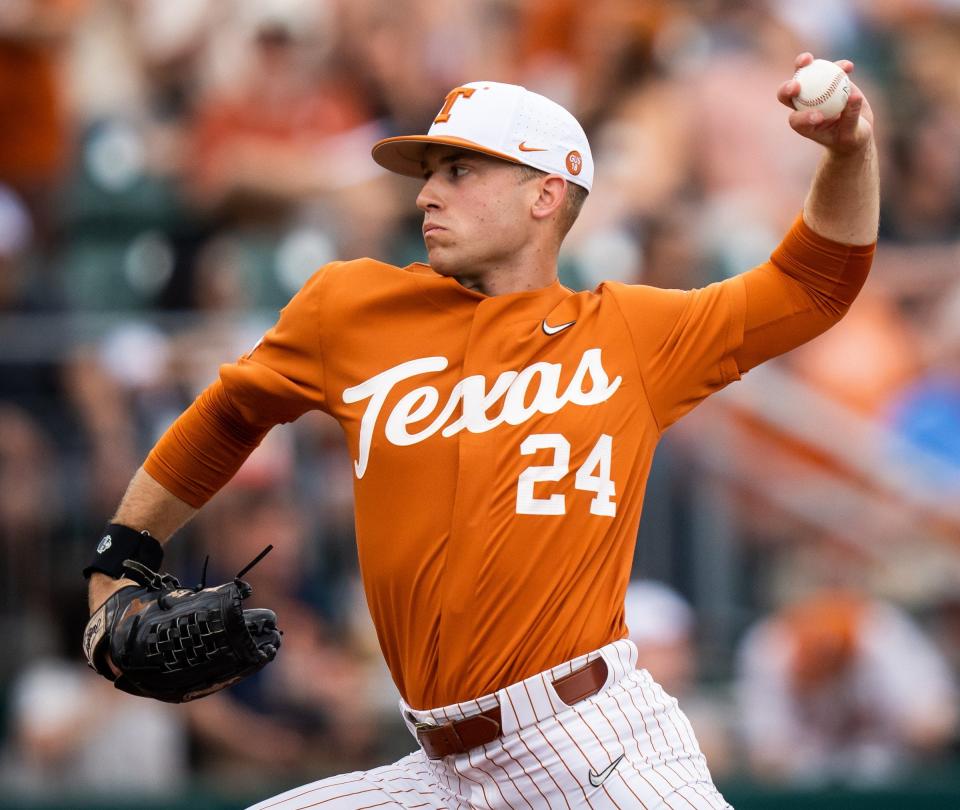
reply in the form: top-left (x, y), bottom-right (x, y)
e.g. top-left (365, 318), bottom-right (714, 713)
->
top-left (516, 165), bottom-right (589, 241)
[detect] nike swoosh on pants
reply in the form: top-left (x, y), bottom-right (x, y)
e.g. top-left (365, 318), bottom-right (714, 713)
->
top-left (588, 753), bottom-right (625, 787)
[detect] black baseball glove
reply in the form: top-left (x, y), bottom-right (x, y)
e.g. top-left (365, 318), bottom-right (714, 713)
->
top-left (83, 555), bottom-right (281, 703)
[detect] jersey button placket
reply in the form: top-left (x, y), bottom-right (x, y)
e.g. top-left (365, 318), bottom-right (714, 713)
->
top-left (436, 299), bottom-right (500, 687)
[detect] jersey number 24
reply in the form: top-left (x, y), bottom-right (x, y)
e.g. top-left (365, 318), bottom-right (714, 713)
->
top-left (516, 434), bottom-right (616, 517)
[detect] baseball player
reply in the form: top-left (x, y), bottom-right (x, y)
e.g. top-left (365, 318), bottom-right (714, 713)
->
top-left (85, 53), bottom-right (878, 808)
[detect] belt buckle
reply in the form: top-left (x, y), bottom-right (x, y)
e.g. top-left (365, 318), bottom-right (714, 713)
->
top-left (410, 711), bottom-right (439, 734)
top-left (406, 708), bottom-right (437, 732)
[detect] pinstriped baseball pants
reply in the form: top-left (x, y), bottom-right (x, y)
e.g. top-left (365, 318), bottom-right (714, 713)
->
top-left (247, 640), bottom-right (732, 809)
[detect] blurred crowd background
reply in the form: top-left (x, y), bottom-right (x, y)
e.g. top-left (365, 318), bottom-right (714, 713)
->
top-left (1, 0), bottom-right (960, 807)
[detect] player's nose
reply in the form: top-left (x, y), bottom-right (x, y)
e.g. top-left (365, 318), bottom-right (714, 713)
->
top-left (416, 176), bottom-right (443, 212)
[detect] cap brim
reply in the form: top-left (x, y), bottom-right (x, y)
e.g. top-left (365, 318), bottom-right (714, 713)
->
top-left (371, 135), bottom-right (522, 179)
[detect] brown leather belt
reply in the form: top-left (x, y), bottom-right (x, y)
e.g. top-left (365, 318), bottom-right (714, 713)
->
top-left (415, 656), bottom-right (608, 760)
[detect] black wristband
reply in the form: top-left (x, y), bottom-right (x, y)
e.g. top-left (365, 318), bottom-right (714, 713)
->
top-left (82, 523), bottom-right (164, 580)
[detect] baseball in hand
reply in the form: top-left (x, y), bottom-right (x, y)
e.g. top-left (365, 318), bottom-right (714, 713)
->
top-left (792, 59), bottom-right (851, 120)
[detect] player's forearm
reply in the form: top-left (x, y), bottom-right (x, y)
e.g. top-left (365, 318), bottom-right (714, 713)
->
top-left (802, 138), bottom-right (879, 246)
top-left (112, 466), bottom-right (198, 539)
top-left (87, 467), bottom-right (197, 612)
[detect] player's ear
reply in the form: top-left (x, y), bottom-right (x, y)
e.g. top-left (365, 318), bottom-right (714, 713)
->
top-left (530, 175), bottom-right (567, 222)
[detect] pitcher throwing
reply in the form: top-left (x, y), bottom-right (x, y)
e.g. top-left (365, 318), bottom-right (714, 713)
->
top-left (85, 53), bottom-right (878, 808)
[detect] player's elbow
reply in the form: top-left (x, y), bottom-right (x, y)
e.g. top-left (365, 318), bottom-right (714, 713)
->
top-left (809, 288), bottom-right (857, 323)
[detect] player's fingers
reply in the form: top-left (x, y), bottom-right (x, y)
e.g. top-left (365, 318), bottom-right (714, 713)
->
top-left (788, 108), bottom-right (824, 136)
top-left (840, 88), bottom-right (863, 119)
top-left (777, 79), bottom-right (800, 108)
top-left (794, 52), bottom-right (814, 69)
top-left (836, 59), bottom-right (854, 74)
top-left (835, 91), bottom-right (864, 140)
top-left (845, 81), bottom-right (874, 126)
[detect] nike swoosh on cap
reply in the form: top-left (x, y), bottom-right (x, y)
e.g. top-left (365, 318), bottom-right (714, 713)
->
top-left (518, 141), bottom-right (549, 152)
top-left (588, 753), bottom-right (625, 788)
top-left (542, 319), bottom-right (576, 336)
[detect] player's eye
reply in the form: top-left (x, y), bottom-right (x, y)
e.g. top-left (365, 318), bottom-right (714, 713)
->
top-left (450, 164), bottom-right (469, 178)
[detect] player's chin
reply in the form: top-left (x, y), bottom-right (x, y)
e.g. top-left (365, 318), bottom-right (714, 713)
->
top-left (424, 245), bottom-right (461, 277)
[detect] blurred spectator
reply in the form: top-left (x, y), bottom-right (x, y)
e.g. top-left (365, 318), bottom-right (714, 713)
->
top-left (0, 586), bottom-right (189, 796)
top-left (692, 6), bottom-right (812, 245)
top-left (735, 588), bottom-right (958, 786)
top-left (0, 185), bottom-right (35, 310)
top-left (625, 580), bottom-right (735, 778)
top-left (929, 593), bottom-right (960, 694)
top-left (568, 75), bottom-right (696, 259)
top-left (189, 0), bottom-right (369, 212)
top-left (61, 344), bottom-right (142, 519)
top-left (883, 105), bottom-right (960, 243)
top-left (54, 0), bottom-right (199, 312)
top-left (0, 405), bottom-right (61, 631)
top-left (183, 484), bottom-right (381, 783)
top-left (0, 186), bottom-right (67, 432)
top-left (626, 580), bottom-right (697, 699)
top-left (0, 0), bottom-right (81, 236)
top-left (4, 661), bottom-right (188, 796)
top-left (167, 234), bottom-right (273, 393)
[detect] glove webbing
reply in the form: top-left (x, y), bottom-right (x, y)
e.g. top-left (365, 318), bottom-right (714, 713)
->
top-left (118, 547), bottom-right (274, 673)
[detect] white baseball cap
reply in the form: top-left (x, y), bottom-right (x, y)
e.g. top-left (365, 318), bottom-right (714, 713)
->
top-left (372, 81), bottom-right (593, 192)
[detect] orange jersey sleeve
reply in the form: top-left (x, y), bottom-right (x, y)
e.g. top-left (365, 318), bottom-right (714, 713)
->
top-left (144, 264), bottom-right (332, 506)
top-left (736, 214), bottom-right (875, 373)
top-left (144, 382), bottom-right (268, 507)
top-left (603, 274), bottom-right (746, 431)
top-left (604, 214), bottom-right (874, 431)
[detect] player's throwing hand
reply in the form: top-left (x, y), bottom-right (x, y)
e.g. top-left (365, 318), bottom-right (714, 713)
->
top-left (778, 52), bottom-right (874, 154)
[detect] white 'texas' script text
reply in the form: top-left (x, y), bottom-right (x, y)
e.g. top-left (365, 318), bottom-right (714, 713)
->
top-left (342, 348), bottom-right (621, 478)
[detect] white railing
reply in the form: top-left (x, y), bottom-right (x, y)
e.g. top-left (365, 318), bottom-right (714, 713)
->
top-left (678, 363), bottom-right (960, 572)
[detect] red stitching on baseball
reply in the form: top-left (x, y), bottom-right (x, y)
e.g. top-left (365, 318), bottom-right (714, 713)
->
top-left (794, 70), bottom-right (846, 108)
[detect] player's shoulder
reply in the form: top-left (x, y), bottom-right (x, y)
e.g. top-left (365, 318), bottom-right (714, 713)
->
top-left (596, 279), bottom-right (687, 300)
top-left (596, 277), bottom-right (740, 308)
top-left (587, 280), bottom-right (724, 340)
top-left (318, 257), bottom-right (407, 283)
top-left (300, 257), bottom-right (428, 300)
top-left (542, 281), bottom-right (686, 325)
top-left (592, 280), bottom-right (692, 312)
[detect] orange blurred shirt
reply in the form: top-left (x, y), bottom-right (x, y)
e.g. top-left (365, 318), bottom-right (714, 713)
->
top-left (146, 217), bottom-right (873, 708)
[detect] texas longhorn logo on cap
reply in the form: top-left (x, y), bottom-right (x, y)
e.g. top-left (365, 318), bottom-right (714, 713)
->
top-left (434, 87), bottom-right (475, 124)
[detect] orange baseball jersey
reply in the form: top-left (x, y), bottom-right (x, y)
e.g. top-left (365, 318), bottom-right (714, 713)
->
top-left (145, 216), bottom-right (873, 709)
